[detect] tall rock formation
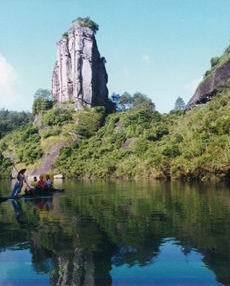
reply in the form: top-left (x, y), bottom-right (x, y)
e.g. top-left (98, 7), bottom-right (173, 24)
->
top-left (52, 18), bottom-right (109, 110)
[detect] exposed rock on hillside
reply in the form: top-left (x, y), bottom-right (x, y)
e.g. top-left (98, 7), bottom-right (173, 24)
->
top-left (186, 56), bottom-right (230, 110)
top-left (52, 18), bottom-right (109, 110)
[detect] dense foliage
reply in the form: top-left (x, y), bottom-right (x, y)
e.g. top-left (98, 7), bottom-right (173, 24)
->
top-left (0, 152), bottom-right (12, 179)
top-left (56, 89), bottom-right (230, 181)
top-left (75, 107), bottom-right (106, 138)
top-left (0, 124), bottom-right (43, 166)
top-left (42, 107), bottom-right (73, 126)
top-left (0, 84), bottom-right (229, 182)
top-left (0, 106), bottom-right (107, 177)
top-left (73, 17), bottom-right (99, 33)
top-left (32, 89), bottom-right (53, 115)
top-left (174, 97), bottom-right (186, 111)
top-left (0, 109), bottom-right (32, 139)
top-left (111, 92), bottom-right (155, 111)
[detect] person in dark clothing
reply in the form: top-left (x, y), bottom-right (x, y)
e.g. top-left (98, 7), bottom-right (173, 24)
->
top-left (11, 169), bottom-right (26, 197)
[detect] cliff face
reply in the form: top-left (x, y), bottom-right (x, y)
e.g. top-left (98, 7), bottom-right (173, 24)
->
top-left (186, 60), bottom-right (230, 110)
top-left (52, 20), bottom-right (109, 109)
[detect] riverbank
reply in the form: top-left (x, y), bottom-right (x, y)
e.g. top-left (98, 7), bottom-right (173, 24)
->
top-left (0, 88), bottom-right (229, 183)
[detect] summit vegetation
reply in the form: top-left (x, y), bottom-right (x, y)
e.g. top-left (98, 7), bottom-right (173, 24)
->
top-left (72, 17), bottom-right (99, 33)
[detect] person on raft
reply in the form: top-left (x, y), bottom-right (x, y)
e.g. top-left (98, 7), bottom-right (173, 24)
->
top-left (44, 175), bottom-right (53, 190)
top-left (35, 175), bottom-right (53, 191)
top-left (24, 174), bottom-right (54, 196)
top-left (11, 169), bottom-right (27, 197)
top-left (36, 175), bottom-right (46, 190)
top-left (31, 176), bottom-right (37, 188)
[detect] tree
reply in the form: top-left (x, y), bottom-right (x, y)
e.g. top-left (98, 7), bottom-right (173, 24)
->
top-left (0, 109), bottom-right (32, 139)
top-left (111, 93), bottom-right (121, 111)
top-left (174, 97), bottom-right (186, 111)
top-left (119, 92), bottom-right (133, 111)
top-left (111, 92), bottom-right (155, 112)
top-left (132, 92), bottom-right (155, 111)
top-left (32, 89), bottom-right (53, 115)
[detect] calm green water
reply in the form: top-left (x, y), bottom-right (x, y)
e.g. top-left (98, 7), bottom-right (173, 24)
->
top-left (0, 181), bottom-right (229, 286)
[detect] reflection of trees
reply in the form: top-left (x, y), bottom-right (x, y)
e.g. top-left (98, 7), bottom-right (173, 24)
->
top-left (0, 182), bottom-right (229, 285)
top-left (59, 182), bottom-right (230, 285)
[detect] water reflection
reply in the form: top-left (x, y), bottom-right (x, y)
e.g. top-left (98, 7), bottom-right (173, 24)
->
top-left (0, 181), bottom-right (229, 285)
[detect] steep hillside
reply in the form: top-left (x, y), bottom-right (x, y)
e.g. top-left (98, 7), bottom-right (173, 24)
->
top-left (0, 89), bottom-right (229, 182)
top-left (0, 105), bottom-right (106, 178)
top-left (55, 88), bottom-right (230, 181)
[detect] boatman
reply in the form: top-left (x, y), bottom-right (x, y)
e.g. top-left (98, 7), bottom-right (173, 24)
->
top-left (11, 169), bottom-right (27, 197)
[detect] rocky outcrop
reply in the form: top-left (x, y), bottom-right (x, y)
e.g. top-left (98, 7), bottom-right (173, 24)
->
top-left (186, 60), bottom-right (230, 109)
top-left (30, 141), bottom-right (66, 176)
top-left (52, 18), bottom-right (109, 110)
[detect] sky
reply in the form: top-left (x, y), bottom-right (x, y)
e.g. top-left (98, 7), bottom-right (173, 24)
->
top-left (0, 0), bottom-right (229, 113)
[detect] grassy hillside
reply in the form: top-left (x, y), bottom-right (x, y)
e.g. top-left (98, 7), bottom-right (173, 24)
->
top-left (0, 89), bottom-right (229, 182)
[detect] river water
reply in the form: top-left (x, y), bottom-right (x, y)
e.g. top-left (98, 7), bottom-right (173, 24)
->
top-left (0, 180), bottom-right (229, 286)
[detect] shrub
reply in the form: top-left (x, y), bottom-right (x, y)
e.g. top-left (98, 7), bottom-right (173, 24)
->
top-left (210, 57), bottom-right (220, 67)
top-left (14, 125), bottom-right (43, 164)
top-left (42, 108), bottom-right (73, 126)
top-left (41, 127), bottom-right (61, 139)
top-left (73, 17), bottom-right (99, 33)
top-left (32, 89), bottom-right (53, 115)
top-left (75, 107), bottom-right (106, 138)
top-left (0, 152), bottom-right (12, 179)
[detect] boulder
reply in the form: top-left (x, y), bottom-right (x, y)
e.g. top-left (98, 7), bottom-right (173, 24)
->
top-left (186, 61), bottom-right (230, 109)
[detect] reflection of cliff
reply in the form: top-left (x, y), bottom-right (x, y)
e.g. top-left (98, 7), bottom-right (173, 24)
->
top-left (52, 251), bottom-right (101, 286)
top-left (29, 214), bottom-right (114, 286)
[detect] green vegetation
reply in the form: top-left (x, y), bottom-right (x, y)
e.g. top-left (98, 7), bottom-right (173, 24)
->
top-left (0, 89), bottom-right (229, 182)
top-left (111, 91), bottom-right (155, 111)
top-left (0, 105), bottom-right (107, 177)
top-left (75, 106), bottom-right (106, 138)
top-left (32, 89), bottom-right (53, 115)
top-left (42, 107), bottom-right (73, 126)
top-left (174, 97), bottom-right (186, 111)
top-left (0, 124), bottom-right (43, 166)
top-left (73, 17), bottom-right (99, 33)
top-left (55, 88), bottom-right (230, 181)
top-left (204, 44), bottom-right (230, 79)
top-left (0, 42), bottom-right (229, 183)
top-left (0, 109), bottom-right (32, 139)
top-left (0, 152), bottom-right (12, 179)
